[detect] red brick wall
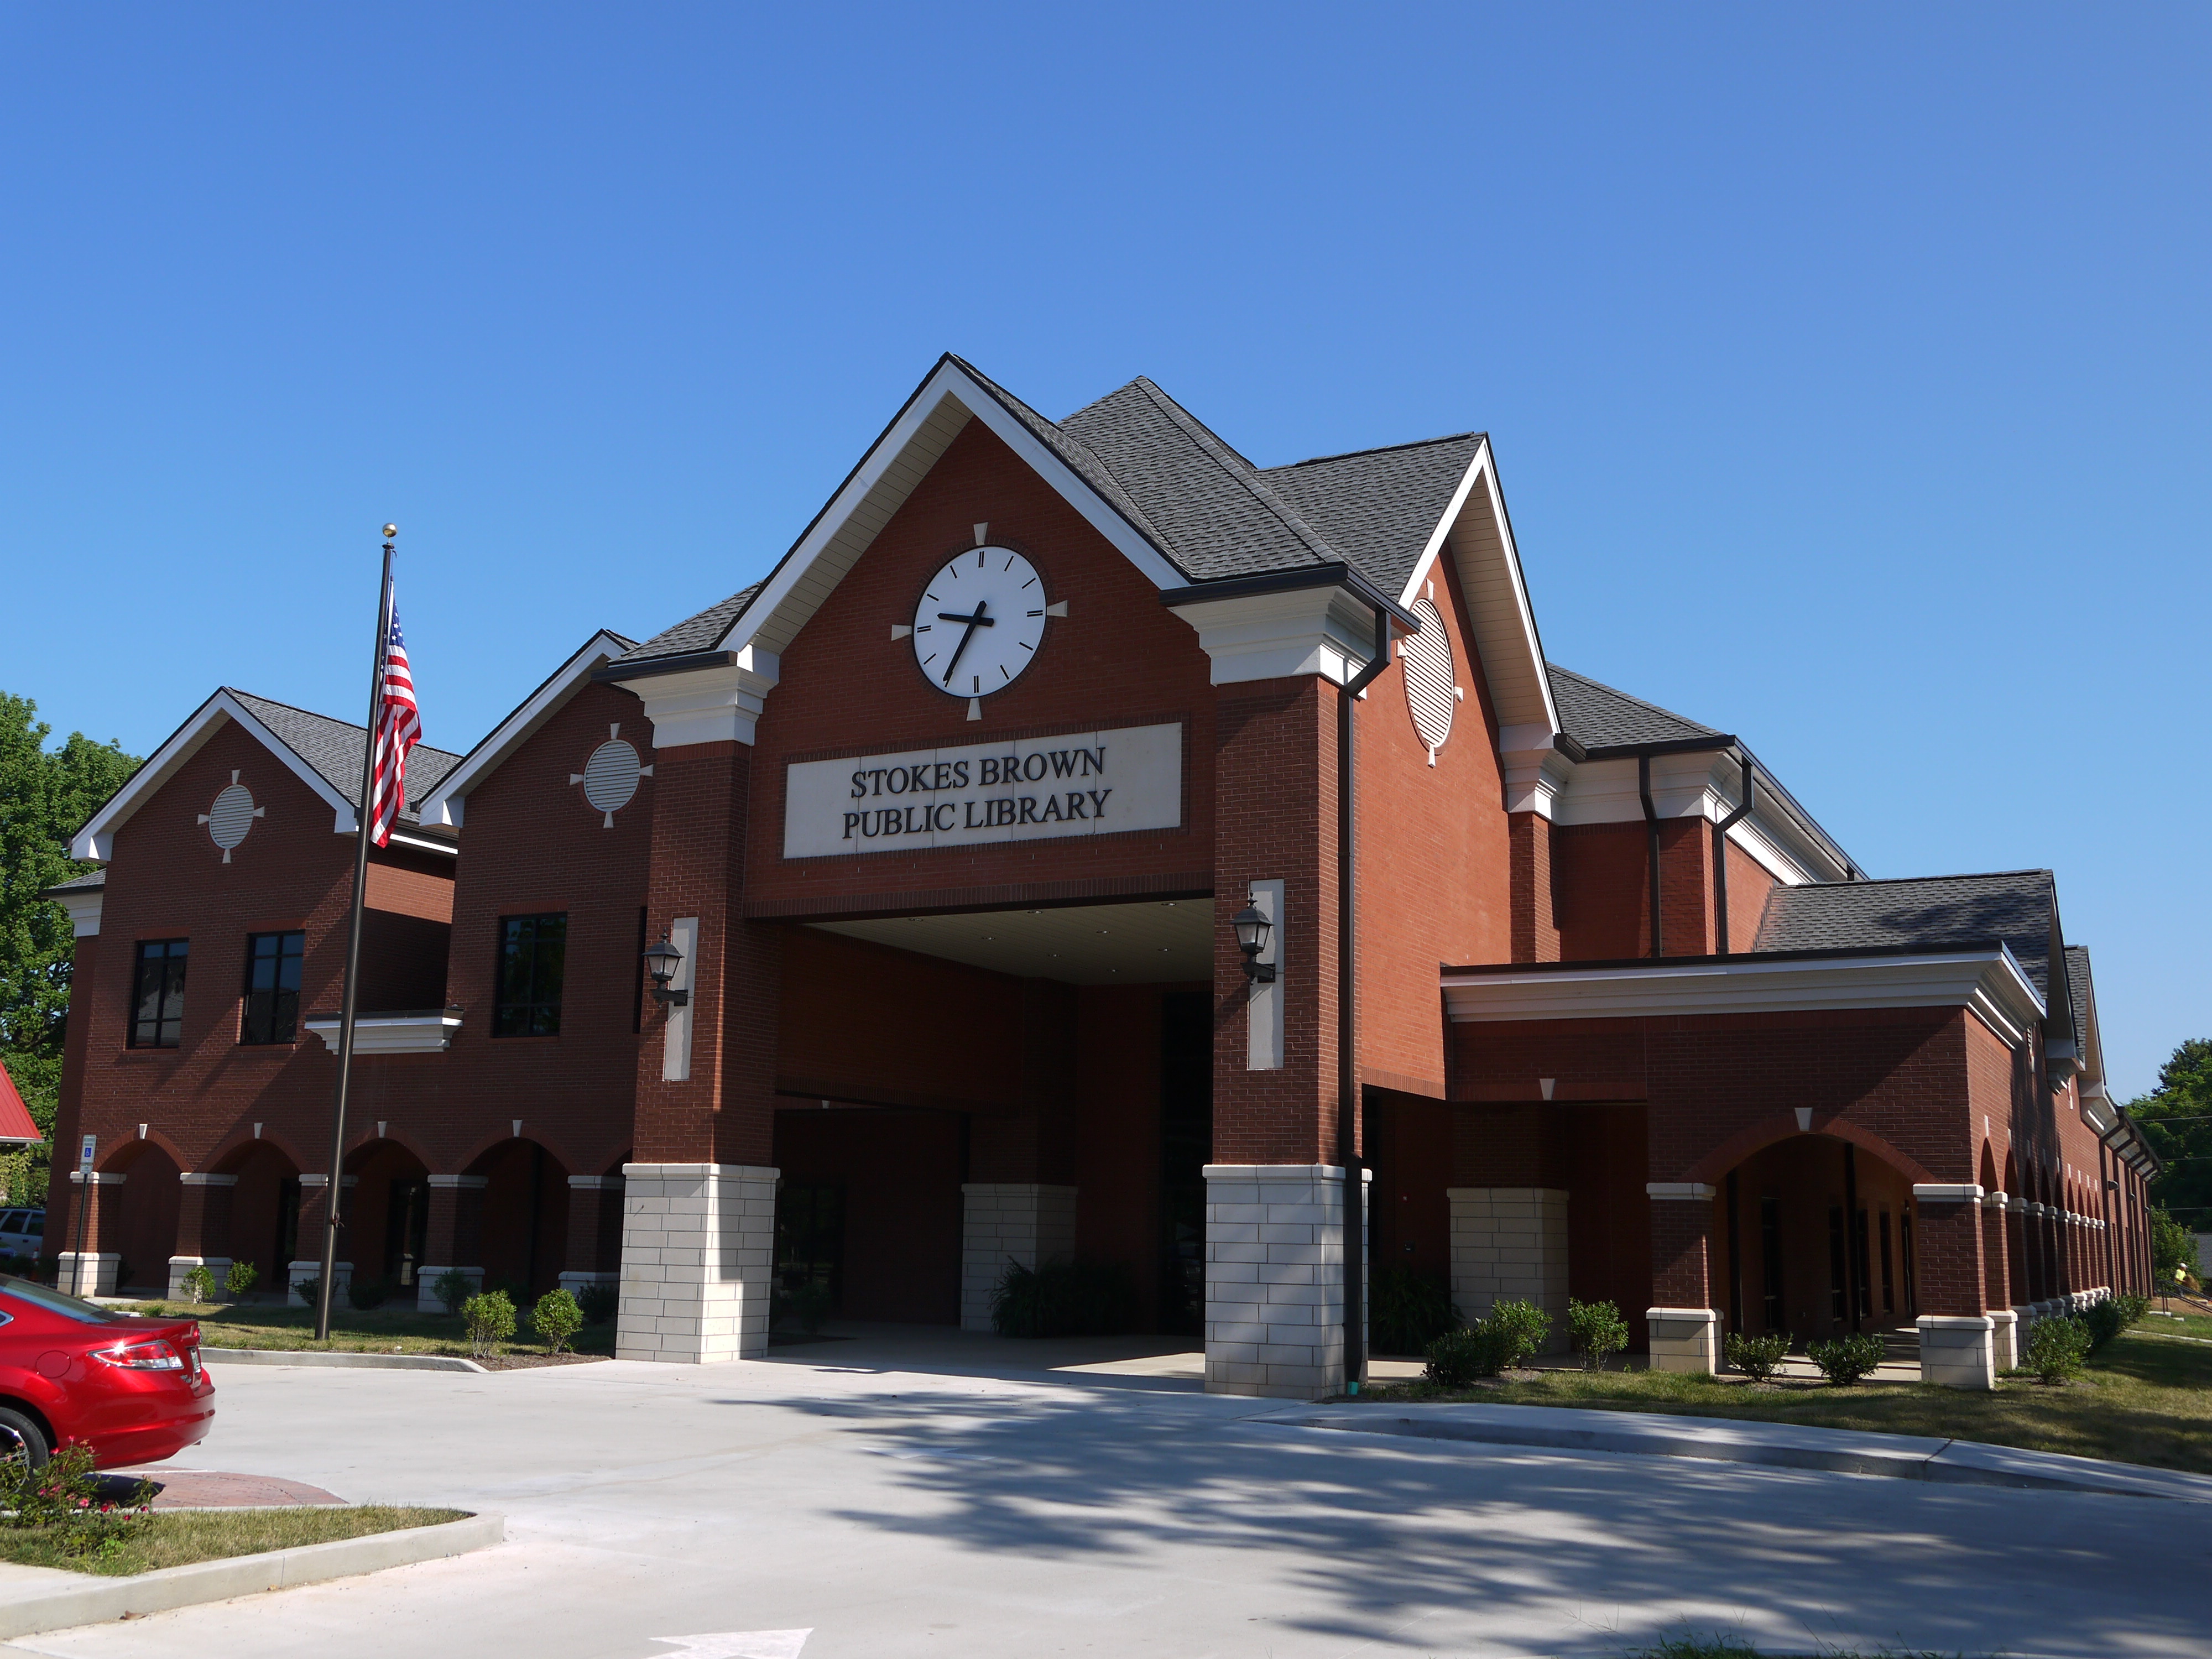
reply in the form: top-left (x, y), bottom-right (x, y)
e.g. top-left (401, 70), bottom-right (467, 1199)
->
top-left (1553, 823), bottom-right (1646, 961)
top-left (1721, 839), bottom-right (1773, 954)
top-left (774, 1107), bottom-right (963, 1323)
top-left (1507, 814), bottom-right (1561, 963)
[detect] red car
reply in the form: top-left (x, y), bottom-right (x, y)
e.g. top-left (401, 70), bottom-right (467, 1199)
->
top-left (0, 1277), bottom-right (215, 1468)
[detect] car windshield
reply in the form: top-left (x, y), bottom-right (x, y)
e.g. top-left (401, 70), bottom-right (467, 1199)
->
top-left (0, 1277), bottom-right (129, 1323)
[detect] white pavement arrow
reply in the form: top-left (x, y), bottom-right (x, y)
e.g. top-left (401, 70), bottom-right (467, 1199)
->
top-left (649, 1634), bottom-right (811, 1659)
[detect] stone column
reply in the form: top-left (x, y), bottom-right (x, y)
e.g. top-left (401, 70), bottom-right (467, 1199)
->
top-left (1203, 1164), bottom-right (1369, 1399)
top-left (1647, 1182), bottom-right (1719, 1373)
top-left (169, 1172), bottom-right (237, 1301)
top-left (560, 1175), bottom-right (625, 1299)
top-left (960, 1183), bottom-right (1078, 1333)
top-left (615, 1164), bottom-right (778, 1363)
top-left (1912, 1183), bottom-right (1993, 1389)
top-left (58, 1171), bottom-right (126, 1296)
top-left (1447, 1187), bottom-right (1569, 1347)
top-left (418, 1173), bottom-right (487, 1311)
top-left (288, 1175), bottom-right (358, 1306)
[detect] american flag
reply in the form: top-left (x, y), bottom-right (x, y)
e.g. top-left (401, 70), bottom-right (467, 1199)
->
top-left (367, 598), bottom-right (422, 847)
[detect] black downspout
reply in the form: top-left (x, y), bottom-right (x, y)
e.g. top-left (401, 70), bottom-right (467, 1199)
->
top-left (1712, 753), bottom-right (1755, 957)
top-left (1639, 756), bottom-right (1662, 958)
top-left (1339, 602), bottom-right (1394, 1394)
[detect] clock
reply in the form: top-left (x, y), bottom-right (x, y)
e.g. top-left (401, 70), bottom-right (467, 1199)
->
top-left (909, 546), bottom-right (1050, 698)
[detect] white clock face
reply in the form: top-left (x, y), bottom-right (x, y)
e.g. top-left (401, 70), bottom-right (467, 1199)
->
top-left (911, 546), bottom-right (1048, 698)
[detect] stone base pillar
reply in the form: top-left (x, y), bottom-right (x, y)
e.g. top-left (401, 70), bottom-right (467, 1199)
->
top-left (166, 1255), bottom-right (232, 1302)
top-left (420, 1173), bottom-right (488, 1312)
top-left (417, 1265), bottom-right (483, 1312)
top-left (959, 1183), bottom-right (1078, 1332)
top-left (1919, 1313), bottom-right (1996, 1390)
top-left (617, 1163), bottom-right (778, 1364)
top-left (1989, 1307), bottom-right (2020, 1371)
top-left (1202, 1164), bottom-right (1369, 1401)
top-left (58, 1253), bottom-right (119, 1297)
top-left (1646, 1307), bottom-right (1719, 1373)
top-left (1447, 1187), bottom-right (1569, 1349)
top-left (288, 1260), bottom-right (352, 1307)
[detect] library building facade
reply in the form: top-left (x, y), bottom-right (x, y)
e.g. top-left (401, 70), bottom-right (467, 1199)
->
top-left (42, 356), bottom-right (2159, 1396)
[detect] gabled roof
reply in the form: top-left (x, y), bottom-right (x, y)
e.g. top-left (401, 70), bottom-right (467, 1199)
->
top-left (39, 869), bottom-right (105, 896)
top-left (1548, 664), bottom-right (1721, 749)
top-left (416, 631), bottom-right (637, 828)
top-left (1260, 434), bottom-right (1489, 600)
top-left (69, 688), bottom-right (463, 862)
top-left (2064, 945), bottom-right (2095, 1053)
top-left (1754, 870), bottom-right (2061, 1008)
top-left (0, 1057), bottom-right (42, 1144)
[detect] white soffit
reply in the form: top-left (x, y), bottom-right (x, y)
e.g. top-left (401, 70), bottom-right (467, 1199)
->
top-left (1400, 441), bottom-right (1558, 739)
top-left (1442, 946), bottom-right (2047, 1047)
top-left (417, 630), bottom-right (635, 829)
top-left (811, 899), bottom-right (1209, 985)
top-left (70, 691), bottom-right (357, 862)
top-left (714, 359), bottom-right (1184, 662)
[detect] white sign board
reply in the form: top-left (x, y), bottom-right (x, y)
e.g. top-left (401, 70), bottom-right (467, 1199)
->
top-left (784, 723), bottom-right (1182, 859)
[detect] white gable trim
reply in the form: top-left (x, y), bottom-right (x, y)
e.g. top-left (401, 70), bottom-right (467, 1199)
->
top-left (1399, 441), bottom-right (1559, 740)
top-left (712, 357), bottom-right (1183, 662)
top-left (70, 691), bottom-right (359, 861)
top-left (416, 631), bottom-right (635, 830)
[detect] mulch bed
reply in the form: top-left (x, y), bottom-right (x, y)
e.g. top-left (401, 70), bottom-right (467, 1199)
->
top-left (474, 1351), bottom-right (611, 1370)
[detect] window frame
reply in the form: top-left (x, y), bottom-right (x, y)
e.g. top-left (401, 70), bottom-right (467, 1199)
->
top-left (239, 929), bottom-right (306, 1046)
top-left (492, 912), bottom-right (568, 1039)
top-left (129, 938), bottom-right (190, 1048)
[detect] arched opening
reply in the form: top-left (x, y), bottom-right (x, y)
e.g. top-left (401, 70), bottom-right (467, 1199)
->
top-left (1716, 1132), bottom-right (1919, 1342)
top-left (106, 1140), bottom-right (180, 1296)
top-left (2005, 1149), bottom-right (2028, 1305)
top-left (465, 1138), bottom-right (572, 1298)
top-left (343, 1139), bottom-right (432, 1300)
top-left (216, 1140), bottom-right (302, 1297)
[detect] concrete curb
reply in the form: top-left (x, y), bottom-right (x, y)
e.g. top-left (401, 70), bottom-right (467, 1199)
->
top-left (0, 1511), bottom-right (504, 1639)
top-left (1255, 1403), bottom-right (2212, 1504)
top-left (202, 1348), bottom-right (486, 1373)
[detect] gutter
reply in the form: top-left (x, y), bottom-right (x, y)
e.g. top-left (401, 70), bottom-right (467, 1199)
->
top-left (1159, 562), bottom-right (1423, 632)
top-left (591, 648), bottom-right (742, 684)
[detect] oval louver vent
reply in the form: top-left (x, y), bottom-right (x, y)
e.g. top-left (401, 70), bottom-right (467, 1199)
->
top-left (205, 782), bottom-right (258, 859)
top-left (582, 739), bottom-right (643, 825)
top-left (1402, 597), bottom-right (1455, 761)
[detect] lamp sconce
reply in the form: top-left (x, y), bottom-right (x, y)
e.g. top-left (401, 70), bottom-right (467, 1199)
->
top-left (641, 934), bottom-right (688, 1008)
top-left (1232, 904), bottom-right (1276, 984)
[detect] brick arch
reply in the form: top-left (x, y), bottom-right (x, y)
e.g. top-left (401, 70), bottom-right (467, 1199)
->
top-left (1682, 1110), bottom-right (1939, 1188)
top-left (100, 1126), bottom-right (190, 1176)
top-left (210, 1130), bottom-right (311, 1177)
top-left (1980, 1141), bottom-right (1999, 1191)
top-left (342, 1129), bottom-right (435, 1175)
top-left (457, 1129), bottom-right (585, 1179)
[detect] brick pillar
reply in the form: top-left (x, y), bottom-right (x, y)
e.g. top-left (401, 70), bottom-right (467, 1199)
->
top-left (1646, 1183), bottom-right (1718, 1373)
top-left (288, 1175), bottom-right (359, 1305)
top-left (1912, 1185), bottom-right (1992, 1389)
top-left (960, 1184), bottom-right (1078, 1332)
top-left (1506, 813), bottom-right (1560, 963)
top-left (1982, 1192), bottom-right (2017, 1369)
top-left (169, 1173), bottom-right (237, 1301)
top-left (559, 1175), bottom-right (625, 1296)
top-left (1448, 1187), bottom-right (1570, 1347)
top-left (418, 1173), bottom-right (487, 1311)
top-left (59, 1171), bottom-right (126, 1296)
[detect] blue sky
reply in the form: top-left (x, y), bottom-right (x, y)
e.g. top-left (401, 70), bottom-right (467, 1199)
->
top-left (4, 6), bottom-right (2204, 1097)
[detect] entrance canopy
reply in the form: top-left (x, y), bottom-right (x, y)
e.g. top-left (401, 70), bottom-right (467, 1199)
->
top-left (811, 898), bottom-right (1209, 985)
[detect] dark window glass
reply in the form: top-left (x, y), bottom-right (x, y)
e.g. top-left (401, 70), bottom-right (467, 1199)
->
top-left (1759, 1196), bottom-right (1783, 1333)
top-left (1899, 1212), bottom-right (1917, 1316)
top-left (774, 1182), bottom-right (846, 1311)
top-left (1879, 1208), bottom-right (1895, 1315)
top-left (494, 914), bottom-right (567, 1037)
top-left (130, 939), bottom-right (189, 1047)
top-left (1827, 1204), bottom-right (1848, 1323)
top-left (241, 931), bottom-right (305, 1045)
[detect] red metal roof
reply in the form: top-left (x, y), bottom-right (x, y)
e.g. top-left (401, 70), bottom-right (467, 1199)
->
top-left (0, 1058), bottom-right (41, 1144)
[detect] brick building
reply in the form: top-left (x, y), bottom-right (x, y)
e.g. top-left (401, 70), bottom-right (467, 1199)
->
top-left (42, 355), bottom-right (2159, 1396)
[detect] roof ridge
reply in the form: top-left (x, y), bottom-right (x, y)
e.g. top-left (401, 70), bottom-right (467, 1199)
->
top-left (1262, 430), bottom-right (1487, 472)
top-left (1792, 868), bottom-right (2054, 888)
top-left (951, 357), bottom-right (1174, 555)
top-left (1125, 377), bottom-right (1340, 568)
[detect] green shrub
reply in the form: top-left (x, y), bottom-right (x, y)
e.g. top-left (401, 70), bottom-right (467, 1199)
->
top-left (2025, 1313), bottom-right (2091, 1383)
top-left (0, 1440), bottom-right (154, 1558)
top-left (1806, 1332), bottom-right (1885, 1385)
top-left (224, 1259), bottom-right (258, 1298)
top-left (347, 1276), bottom-right (390, 1311)
top-left (1486, 1297), bottom-right (1553, 1366)
top-left (1369, 1265), bottom-right (1460, 1355)
top-left (462, 1290), bottom-right (517, 1359)
top-left (431, 1268), bottom-right (475, 1316)
top-left (1423, 1322), bottom-right (1516, 1386)
top-left (576, 1282), bottom-right (618, 1325)
top-left (1724, 1331), bottom-right (1790, 1383)
top-left (2083, 1293), bottom-right (2147, 1355)
top-left (291, 1275), bottom-right (320, 1311)
top-left (989, 1258), bottom-right (1137, 1338)
top-left (528, 1289), bottom-right (583, 1355)
top-left (178, 1264), bottom-right (217, 1305)
top-left (1568, 1298), bottom-right (1629, 1371)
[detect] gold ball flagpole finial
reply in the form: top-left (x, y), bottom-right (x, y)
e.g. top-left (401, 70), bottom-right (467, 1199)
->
top-left (382, 523), bottom-right (398, 541)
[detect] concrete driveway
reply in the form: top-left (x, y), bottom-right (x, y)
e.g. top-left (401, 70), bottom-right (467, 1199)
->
top-left (7, 1326), bottom-right (2206, 1658)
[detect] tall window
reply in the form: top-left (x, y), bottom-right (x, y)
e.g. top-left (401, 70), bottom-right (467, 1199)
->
top-left (241, 931), bottom-right (305, 1045)
top-left (130, 939), bottom-right (189, 1048)
top-left (494, 913), bottom-right (567, 1037)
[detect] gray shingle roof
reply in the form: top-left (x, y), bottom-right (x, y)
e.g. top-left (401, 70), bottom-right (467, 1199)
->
top-left (614, 582), bottom-right (764, 666)
top-left (39, 868), bottom-right (105, 896)
top-left (1753, 870), bottom-right (2059, 1002)
top-left (227, 690), bottom-right (463, 823)
top-left (2064, 945), bottom-right (2094, 1052)
top-left (1548, 664), bottom-right (1721, 748)
top-left (1260, 435), bottom-right (1486, 600)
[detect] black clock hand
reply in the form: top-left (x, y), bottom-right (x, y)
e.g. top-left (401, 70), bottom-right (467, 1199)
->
top-left (937, 602), bottom-right (993, 686)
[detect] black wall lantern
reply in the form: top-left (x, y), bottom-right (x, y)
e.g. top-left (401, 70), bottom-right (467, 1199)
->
top-left (1233, 904), bottom-right (1275, 984)
top-left (641, 934), bottom-right (688, 1007)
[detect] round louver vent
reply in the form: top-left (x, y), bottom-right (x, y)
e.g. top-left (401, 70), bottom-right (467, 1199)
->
top-left (1402, 598), bottom-right (1456, 761)
top-left (581, 738), bottom-right (643, 825)
top-left (201, 780), bottom-right (262, 863)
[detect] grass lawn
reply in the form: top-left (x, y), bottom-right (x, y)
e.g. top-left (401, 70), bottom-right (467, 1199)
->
top-left (2137, 1308), bottom-right (2212, 1341)
top-left (117, 1299), bottom-right (613, 1361)
top-left (0, 1506), bottom-right (466, 1577)
top-left (1358, 1330), bottom-right (2212, 1477)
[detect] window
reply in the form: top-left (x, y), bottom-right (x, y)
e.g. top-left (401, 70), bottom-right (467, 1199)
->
top-left (241, 931), bottom-right (305, 1045)
top-left (1759, 1196), bottom-right (1784, 1332)
top-left (494, 914), bottom-right (567, 1037)
top-left (1878, 1208), bottom-right (1895, 1315)
top-left (130, 939), bottom-right (189, 1047)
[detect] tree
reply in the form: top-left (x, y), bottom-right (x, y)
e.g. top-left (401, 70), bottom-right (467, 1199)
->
top-left (2150, 1207), bottom-right (2198, 1285)
top-left (2125, 1038), bottom-right (2212, 1236)
top-left (0, 693), bottom-right (139, 1200)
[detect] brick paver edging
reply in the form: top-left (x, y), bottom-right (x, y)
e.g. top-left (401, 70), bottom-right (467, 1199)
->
top-left (1255, 1403), bottom-right (2212, 1504)
top-left (0, 1512), bottom-right (504, 1639)
top-left (203, 1348), bottom-right (486, 1373)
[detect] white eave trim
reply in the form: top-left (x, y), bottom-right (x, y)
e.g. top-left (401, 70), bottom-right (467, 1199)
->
top-left (416, 630), bottom-right (636, 828)
top-left (1442, 945), bottom-right (2048, 1047)
top-left (70, 690), bottom-right (358, 861)
top-left (50, 890), bottom-right (103, 937)
top-left (303, 1012), bottom-right (463, 1055)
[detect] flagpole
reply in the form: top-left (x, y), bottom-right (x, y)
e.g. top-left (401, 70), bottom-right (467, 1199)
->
top-left (315, 525), bottom-right (395, 1342)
